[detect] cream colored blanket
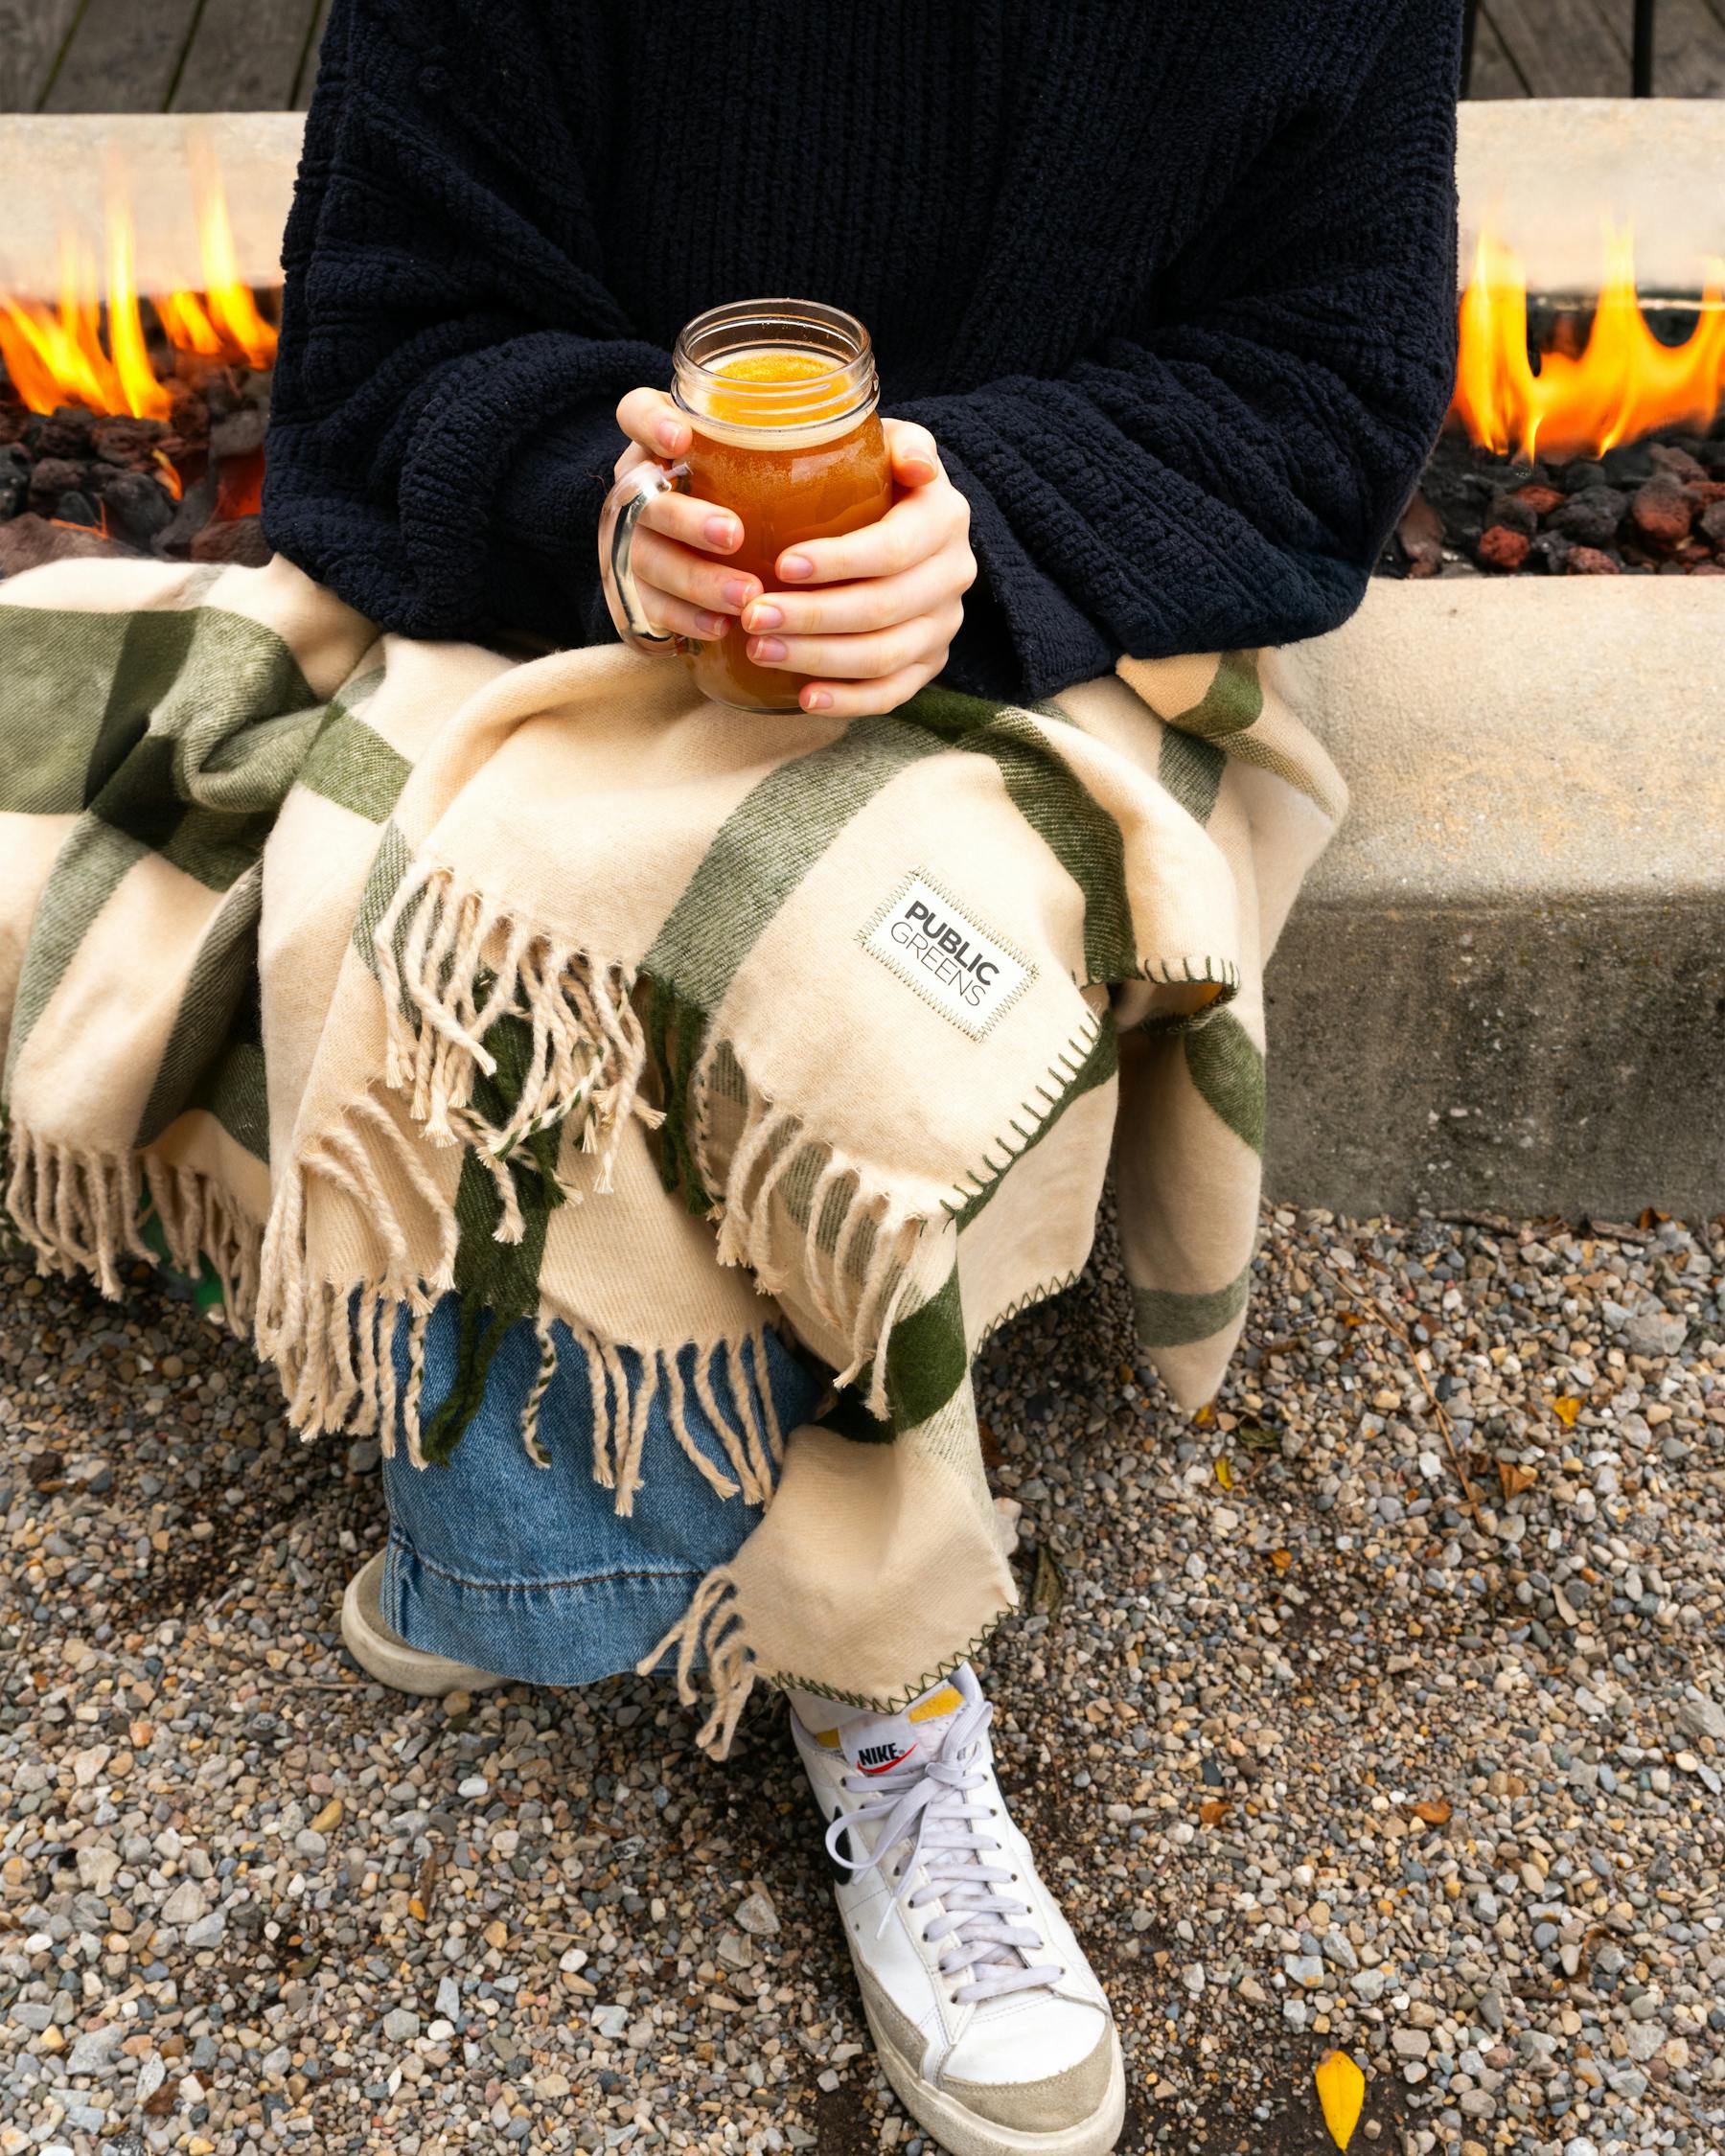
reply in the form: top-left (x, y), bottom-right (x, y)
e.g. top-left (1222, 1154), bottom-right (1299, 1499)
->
top-left (0, 554), bottom-right (1344, 1752)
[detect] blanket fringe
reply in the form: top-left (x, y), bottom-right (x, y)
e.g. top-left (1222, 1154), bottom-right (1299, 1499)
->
top-left (558, 1323), bottom-right (785, 1515)
top-left (375, 862), bottom-right (660, 1194)
top-left (5, 1129), bottom-right (260, 1323)
top-left (255, 1113), bottom-right (790, 1497)
top-left (693, 1060), bottom-right (927, 1417)
top-left (638, 1564), bottom-right (757, 1760)
top-left (256, 1101), bottom-right (459, 1450)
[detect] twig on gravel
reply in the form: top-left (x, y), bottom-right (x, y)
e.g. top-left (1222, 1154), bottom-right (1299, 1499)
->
top-left (1312, 1255), bottom-right (1484, 1526)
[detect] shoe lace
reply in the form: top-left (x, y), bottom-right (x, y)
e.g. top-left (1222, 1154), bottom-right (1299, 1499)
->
top-left (822, 1691), bottom-right (1063, 2005)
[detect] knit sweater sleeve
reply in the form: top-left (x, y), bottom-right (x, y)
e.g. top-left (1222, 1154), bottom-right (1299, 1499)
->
top-left (900, 1), bottom-right (1460, 702)
top-left (263, 0), bottom-right (660, 646)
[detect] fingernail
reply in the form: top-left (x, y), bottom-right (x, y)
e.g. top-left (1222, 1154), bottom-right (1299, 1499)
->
top-left (723, 578), bottom-right (758, 610)
top-left (744, 602), bottom-right (783, 631)
top-left (748, 636), bottom-right (787, 664)
top-left (779, 553), bottom-right (815, 581)
top-left (903, 457), bottom-right (936, 483)
top-left (802, 687), bottom-right (832, 712)
top-left (656, 419), bottom-right (682, 452)
top-left (704, 515), bottom-right (740, 550)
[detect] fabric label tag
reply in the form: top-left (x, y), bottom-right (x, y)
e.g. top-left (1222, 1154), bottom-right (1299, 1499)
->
top-left (861, 873), bottom-right (1032, 1039)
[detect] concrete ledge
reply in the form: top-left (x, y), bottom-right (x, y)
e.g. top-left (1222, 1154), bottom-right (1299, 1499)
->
top-left (1266, 582), bottom-right (1725, 1217)
top-left (1457, 99), bottom-right (1725, 290)
top-left (0, 113), bottom-right (304, 291)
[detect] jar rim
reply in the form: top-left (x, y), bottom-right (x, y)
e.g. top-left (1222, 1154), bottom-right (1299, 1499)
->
top-left (672, 298), bottom-right (878, 447)
top-left (673, 296), bottom-right (873, 382)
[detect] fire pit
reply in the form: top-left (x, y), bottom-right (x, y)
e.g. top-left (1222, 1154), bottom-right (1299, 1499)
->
top-left (1271, 102), bottom-right (1725, 1221)
top-left (0, 118), bottom-right (292, 577)
top-left (1384, 221), bottom-right (1725, 581)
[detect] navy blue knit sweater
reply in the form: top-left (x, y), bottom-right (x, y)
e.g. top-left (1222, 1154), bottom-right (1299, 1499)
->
top-left (264, 0), bottom-right (1460, 701)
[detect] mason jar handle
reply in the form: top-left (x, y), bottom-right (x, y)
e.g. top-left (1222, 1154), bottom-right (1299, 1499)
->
top-left (598, 459), bottom-right (691, 654)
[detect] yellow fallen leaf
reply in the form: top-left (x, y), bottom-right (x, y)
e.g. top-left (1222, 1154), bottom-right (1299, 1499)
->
top-left (1193, 1402), bottom-right (1216, 1428)
top-left (1269, 1548), bottom-right (1294, 1572)
top-left (1315, 2047), bottom-right (1365, 2151)
top-left (1198, 1798), bottom-right (1230, 1825)
top-left (1552, 1395), bottom-right (1581, 1428)
top-left (1497, 1460), bottom-right (1537, 1500)
top-left (1214, 1456), bottom-right (1234, 1492)
top-left (1412, 1798), bottom-right (1452, 1826)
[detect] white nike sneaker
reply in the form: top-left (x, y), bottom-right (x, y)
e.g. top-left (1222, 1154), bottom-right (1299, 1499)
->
top-left (339, 1551), bottom-right (510, 1698)
top-left (790, 1666), bottom-right (1125, 2156)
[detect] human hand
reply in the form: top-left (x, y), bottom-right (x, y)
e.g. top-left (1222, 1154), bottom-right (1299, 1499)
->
top-left (608, 387), bottom-right (761, 644)
top-left (740, 417), bottom-right (975, 717)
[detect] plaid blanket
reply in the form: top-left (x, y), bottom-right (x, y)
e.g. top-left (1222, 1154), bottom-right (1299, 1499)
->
top-left (0, 555), bottom-right (1345, 1752)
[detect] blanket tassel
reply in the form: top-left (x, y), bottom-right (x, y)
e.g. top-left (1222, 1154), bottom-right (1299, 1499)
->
top-left (692, 1058), bottom-right (929, 1410)
top-left (374, 863), bottom-right (661, 1194)
top-left (5, 1130), bottom-right (261, 1324)
top-left (638, 1565), bottom-right (757, 1761)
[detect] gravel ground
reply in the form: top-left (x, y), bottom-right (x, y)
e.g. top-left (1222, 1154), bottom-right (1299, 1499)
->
top-left (3, 1202), bottom-right (1723, 2156)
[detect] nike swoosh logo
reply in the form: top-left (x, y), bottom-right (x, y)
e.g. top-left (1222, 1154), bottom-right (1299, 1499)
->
top-left (856, 1744), bottom-right (916, 1776)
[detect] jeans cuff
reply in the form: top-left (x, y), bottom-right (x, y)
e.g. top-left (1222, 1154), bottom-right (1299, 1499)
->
top-left (382, 1528), bottom-right (710, 1686)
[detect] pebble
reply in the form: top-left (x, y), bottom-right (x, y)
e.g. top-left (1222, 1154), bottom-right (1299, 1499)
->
top-left (3, 1208), bottom-right (1720, 2150)
top-left (736, 1887), bottom-right (780, 1937)
top-left (159, 1879), bottom-right (206, 1925)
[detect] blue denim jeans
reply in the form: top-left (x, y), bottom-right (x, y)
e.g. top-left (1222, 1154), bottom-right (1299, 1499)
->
top-left (379, 1297), bottom-right (824, 1685)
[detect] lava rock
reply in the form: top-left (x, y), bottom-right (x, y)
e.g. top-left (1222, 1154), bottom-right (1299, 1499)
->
top-left (35, 405), bottom-right (95, 458)
top-left (151, 466), bottom-right (219, 558)
top-left (1552, 486), bottom-right (1628, 546)
top-left (1699, 500), bottom-right (1725, 549)
top-left (1528, 531), bottom-right (1574, 573)
top-left (1630, 474), bottom-right (1695, 551)
top-left (210, 404), bottom-right (267, 460)
top-left (1559, 459), bottom-right (1609, 494)
top-left (92, 415), bottom-right (168, 468)
top-left (0, 442), bottom-right (29, 519)
top-left (190, 514), bottom-right (270, 566)
top-left (53, 491), bottom-right (101, 530)
top-left (1478, 525), bottom-right (1530, 571)
top-left (1485, 492), bottom-right (1537, 537)
top-left (97, 467), bottom-right (178, 543)
top-left (28, 455), bottom-right (90, 509)
top-left (1513, 482), bottom-right (1566, 516)
top-left (165, 380), bottom-right (210, 441)
top-left (1565, 544), bottom-right (1622, 575)
top-left (1600, 442), bottom-right (1656, 485)
top-left (0, 512), bottom-right (138, 574)
top-left (1649, 442), bottom-right (1709, 483)
top-left (1396, 491), bottom-right (1444, 577)
top-left (196, 365), bottom-right (250, 419)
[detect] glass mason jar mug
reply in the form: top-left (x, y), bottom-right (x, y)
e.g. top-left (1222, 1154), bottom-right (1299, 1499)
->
top-left (599, 298), bottom-right (893, 714)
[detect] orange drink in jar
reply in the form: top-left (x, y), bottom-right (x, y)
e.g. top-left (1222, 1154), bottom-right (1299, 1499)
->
top-left (601, 300), bottom-right (892, 713)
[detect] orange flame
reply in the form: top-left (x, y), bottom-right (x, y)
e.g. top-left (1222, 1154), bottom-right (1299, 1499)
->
top-left (177, 135), bottom-right (278, 371)
top-left (0, 148), bottom-right (278, 420)
top-left (1452, 220), bottom-right (1725, 461)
